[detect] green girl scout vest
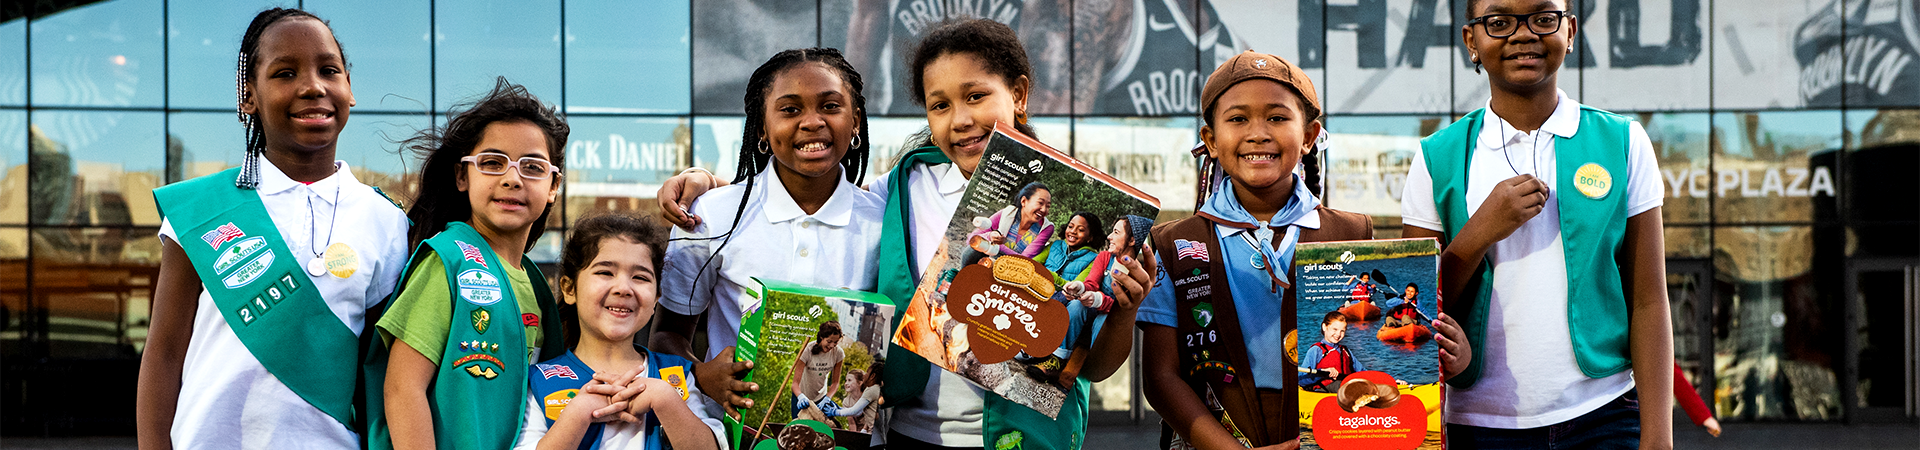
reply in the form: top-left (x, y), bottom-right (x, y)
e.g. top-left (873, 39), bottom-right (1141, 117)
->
top-left (362, 222), bottom-right (566, 450)
top-left (1420, 107), bottom-right (1635, 389)
top-left (153, 167), bottom-right (374, 428)
top-left (878, 146), bottom-right (1090, 450)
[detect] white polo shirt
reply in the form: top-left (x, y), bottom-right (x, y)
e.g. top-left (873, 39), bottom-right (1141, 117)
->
top-left (157, 158), bottom-right (411, 449)
top-left (865, 162), bottom-right (985, 447)
top-left (660, 168), bottom-right (885, 359)
top-left (1400, 90), bottom-right (1663, 429)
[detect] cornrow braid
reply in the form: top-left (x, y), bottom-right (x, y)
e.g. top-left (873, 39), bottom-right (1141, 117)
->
top-left (233, 7), bottom-right (345, 189)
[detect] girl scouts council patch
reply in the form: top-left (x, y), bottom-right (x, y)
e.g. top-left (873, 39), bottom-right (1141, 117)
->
top-left (457, 269), bottom-right (504, 305)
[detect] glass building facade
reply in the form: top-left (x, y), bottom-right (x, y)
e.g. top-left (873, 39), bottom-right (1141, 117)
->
top-left (2, 0), bottom-right (1915, 435)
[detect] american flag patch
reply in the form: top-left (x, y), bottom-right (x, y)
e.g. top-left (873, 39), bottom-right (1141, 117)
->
top-left (201, 223), bottom-right (244, 249)
top-left (1175, 239), bottom-right (1210, 261)
top-left (456, 241), bottom-right (487, 268)
top-left (536, 363), bottom-right (578, 380)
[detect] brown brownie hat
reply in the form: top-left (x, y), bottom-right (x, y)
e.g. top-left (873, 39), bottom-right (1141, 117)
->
top-left (1200, 50), bottom-right (1322, 124)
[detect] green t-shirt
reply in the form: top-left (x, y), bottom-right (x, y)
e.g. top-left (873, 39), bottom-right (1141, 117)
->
top-left (377, 253), bottom-right (544, 366)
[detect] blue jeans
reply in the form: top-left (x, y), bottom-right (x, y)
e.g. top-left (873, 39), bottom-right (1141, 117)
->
top-left (1447, 389), bottom-right (1642, 450)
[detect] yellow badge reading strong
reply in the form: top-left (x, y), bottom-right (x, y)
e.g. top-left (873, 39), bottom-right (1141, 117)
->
top-left (1573, 163), bottom-right (1612, 199)
top-left (322, 242), bottom-right (358, 278)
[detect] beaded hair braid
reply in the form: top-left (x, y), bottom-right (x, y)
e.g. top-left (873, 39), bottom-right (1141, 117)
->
top-left (233, 8), bottom-right (336, 189)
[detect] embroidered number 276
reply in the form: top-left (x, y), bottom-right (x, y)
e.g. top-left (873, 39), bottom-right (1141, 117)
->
top-left (1184, 330), bottom-right (1217, 346)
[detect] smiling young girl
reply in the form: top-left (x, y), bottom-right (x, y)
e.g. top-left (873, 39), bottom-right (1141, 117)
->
top-left (1138, 50), bottom-right (1471, 450)
top-left (1400, 0), bottom-right (1672, 447)
top-left (365, 79), bottom-right (573, 450)
top-left (651, 47), bottom-right (887, 422)
top-left (656, 20), bottom-right (1158, 450)
top-left (512, 212), bottom-right (724, 450)
top-left (139, 8), bottom-right (411, 450)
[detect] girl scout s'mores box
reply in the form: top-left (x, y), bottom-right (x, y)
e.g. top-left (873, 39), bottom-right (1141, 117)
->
top-left (1291, 238), bottom-right (1443, 450)
top-left (889, 124), bottom-right (1160, 417)
top-left (729, 279), bottom-right (894, 450)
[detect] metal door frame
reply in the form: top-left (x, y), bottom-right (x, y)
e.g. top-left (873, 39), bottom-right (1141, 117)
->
top-left (1667, 259), bottom-right (1715, 404)
top-left (1841, 257), bottom-right (1919, 423)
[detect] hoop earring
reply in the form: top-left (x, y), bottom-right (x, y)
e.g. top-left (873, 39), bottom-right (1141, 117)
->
top-left (850, 134), bottom-right (862, 149)
top-left (758, 138), bottom-right (771, 154)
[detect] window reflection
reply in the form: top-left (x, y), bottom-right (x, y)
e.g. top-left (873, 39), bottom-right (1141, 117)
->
top-left (1711, 111), bottom-right (1842, 224)
top-left (1712, 225), bottom-right (1843, 421)
top-left (167, 112), bottom-right (246, 182)
top-left (166, 0), bottom-right (280, 110)
top-left (1071, 117), bottom-right (1197, 217)
top-left (564, 116), bottom-right (689, 222)
top-left (1323, 115), bottom-right (1451, 224)
top-left (1642, 113), bottom-right (1713, 225)
top-left (336, 112), bottom-right (429, 204)
top-left (2, 109), bottom-right (23, 224)
top-left (565, 0), bottom-right (690, 114)
top-left (30, 0), bottom-right (165, 108)
top-left (1, 227), bottom-right (24, 351)
top-left (1843, 109), bottom-right (1919, 224)
top-left (306, 0), bottom-right (434, 113)
top-left (30, 227), bottom-right (159, 359)
top-left (2, 19), bottom-right (24, 106)
top-left (435, 0), bottom-right (560, 111)
top-left (30, 111), bottom-right (165, 226)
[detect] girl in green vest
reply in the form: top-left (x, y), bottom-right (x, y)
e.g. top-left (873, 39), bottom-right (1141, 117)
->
top-left (1400, 0), bottom-right (1673, 448)
top-left (140, 8), bottom-right (413, 449)
top-left (656, 20), bottom-right (1159, 450)
top-left (367, 79), bottom-right (578, 450)
top-left (513, 212), bottom-right (725, 450)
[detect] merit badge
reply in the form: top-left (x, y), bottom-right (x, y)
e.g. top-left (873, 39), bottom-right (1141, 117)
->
top-left (471, 308), bottom-right (492, 334)
top-left (321, 243), bottom-right (358, 278)
top-left (659, 366), bottom-right (691, 400)
top-left (1574, 163), bottom-right (1613, 199)
top-left (1192, 302), bottom-right (1215, 328)
top-left (522, 313), bottom-right (540, 326)
top-left (454, 354), bottom-right (504, 379)
top-left (1249, 253), bottom-right (1267, 270)
top-left (456, 269), bottom-right (503, 305)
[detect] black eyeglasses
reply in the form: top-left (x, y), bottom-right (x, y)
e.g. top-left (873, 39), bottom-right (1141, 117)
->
top-left (1467, 11), bottom-right (1572, 38)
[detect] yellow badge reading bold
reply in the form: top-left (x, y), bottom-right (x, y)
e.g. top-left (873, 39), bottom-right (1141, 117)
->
top-left (1574, 163), bottom-right (1612, 199)
top-left (323, 243), bottom-right (359, 278)
top-left (544, 389), bottom-right (578, 421)
top-left (659, 366), bottom-right (691, 400)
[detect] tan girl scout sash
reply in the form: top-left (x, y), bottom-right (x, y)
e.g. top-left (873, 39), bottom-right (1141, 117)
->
top-left (362, 222), bottom-right (565, 450)
top-left (152, 167), bottom-right (367, 427)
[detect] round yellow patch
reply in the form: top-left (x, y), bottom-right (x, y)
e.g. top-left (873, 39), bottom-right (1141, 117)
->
top-left (323, 242), bottom-right (358, 278)
top-left (1573, 163), bottom-right (1612, 199)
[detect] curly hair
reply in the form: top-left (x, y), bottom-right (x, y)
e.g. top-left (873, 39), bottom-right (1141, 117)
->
top-left (555, 211), bottom-right (669, 348)
top-left (902, 18), bottom-right (1039, 144)
top-left (403, 77), bottom-right (569, 251)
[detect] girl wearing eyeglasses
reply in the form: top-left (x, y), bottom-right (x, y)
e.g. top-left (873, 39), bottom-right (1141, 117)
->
top-left (1400, 0), bottom-right (1674, 449)
top-left (367, 78), bottom-right (593, 450)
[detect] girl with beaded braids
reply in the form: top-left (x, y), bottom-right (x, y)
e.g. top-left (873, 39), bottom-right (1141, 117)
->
top-left (138, 8), bottom-right (411, 450)
top-left (654, 21), bottom-right (1158, 450)
top-left (651, 48), bottom-right (887, 422)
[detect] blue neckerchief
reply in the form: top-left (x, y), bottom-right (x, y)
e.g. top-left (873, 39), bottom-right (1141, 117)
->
top-left (1198, 176), bottom-right (1320, 288)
